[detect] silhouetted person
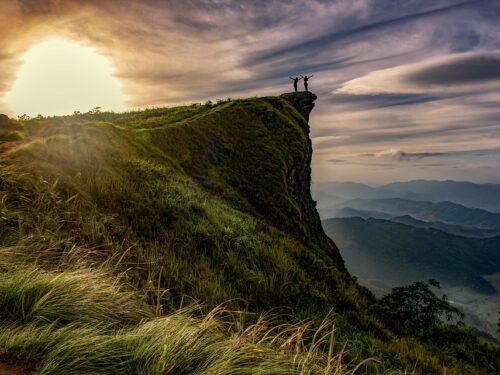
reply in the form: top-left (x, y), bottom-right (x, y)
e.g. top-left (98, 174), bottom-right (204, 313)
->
top-left (289, 76), bottom-right (302, 92)
top-left (300, 75), bottom-right (313, 91)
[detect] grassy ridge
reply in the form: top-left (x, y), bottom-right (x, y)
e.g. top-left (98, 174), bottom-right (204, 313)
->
top-left (0, 95), bottom-right (357, 313)
top-left (0, 94), bottom-right (498, 374)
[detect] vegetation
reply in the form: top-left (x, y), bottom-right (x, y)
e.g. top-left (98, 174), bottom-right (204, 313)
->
top-left (373, 280), bottom-right (464, 337)
top-left (0, 259), bottom-right (374, 375)
top-left (376, 280), bottom-right (499, 372)
top-left (0, 93), bottom-right (498, 373)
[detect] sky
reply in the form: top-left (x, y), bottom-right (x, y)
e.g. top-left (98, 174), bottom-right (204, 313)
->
top-left (1, 0), bottom-right (500, 185)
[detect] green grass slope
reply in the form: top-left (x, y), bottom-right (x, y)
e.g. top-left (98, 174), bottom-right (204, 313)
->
top-left (0, 93), bottom-right (498, 374)
top-left (0, 93), bottom-right (352, 312)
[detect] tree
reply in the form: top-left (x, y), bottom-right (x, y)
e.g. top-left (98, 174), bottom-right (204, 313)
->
top-left (17, 114), bottom-right (30, 122)
top-left (374, 279), bottom-right (464, 336)
top-left (89, 106), bottom-right (102, 115)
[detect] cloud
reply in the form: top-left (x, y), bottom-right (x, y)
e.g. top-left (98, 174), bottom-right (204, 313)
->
top-left (328, 92), bottom-right (448, 109)
top-left (328, 159), bottom-right (350, 164)
top-left (2, 0), bottom-right (500, 184)
top-left (2, 0), bottom-right (499, 110)
top-left (248, 0), bottom-right (479, 66)
top-left (445, 147), bottom-right (500, 157)
top-left (358, 147), bottom-right (500, 162)
top-left (335, 51), bottom-right (500, 97)
top-left (370, 149), bottom-right (445, 161)
top-left (406, 54), bottom-right (500, 85)
top-left (312, 135), bottom-right (352, 145)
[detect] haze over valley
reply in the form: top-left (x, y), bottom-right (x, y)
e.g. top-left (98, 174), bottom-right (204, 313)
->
top-left (314, 179), bottom-right (500, 337)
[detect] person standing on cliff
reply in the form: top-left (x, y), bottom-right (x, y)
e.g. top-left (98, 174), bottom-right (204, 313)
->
top-left (289, 76), bottom-right (302, 92)
top-left (300, 75), bottom-right (313, 91)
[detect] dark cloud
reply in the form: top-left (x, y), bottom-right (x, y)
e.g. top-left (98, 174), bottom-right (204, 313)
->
top-left (449, 29), bottom-right (481, 52)
top-left (330, 93), bottom-right (446, 108)
top-left (361, 150), bottom-right (446, 161)
top-left (311, 117), bottom-right (500, 151)
top-left (384, 147), bottom-right (500, 161)
top-left (447, 147), bottom-right (500, 157)
top-left (246, 0), bottom-right (480, 66)
top-left (326, 148), bottom-right (500, 172)
top-left (406, 54), bottom-right (500, 85)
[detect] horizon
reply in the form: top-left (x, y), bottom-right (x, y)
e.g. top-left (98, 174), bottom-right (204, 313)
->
top-left (313, 178), bottom-right (500, 188)
top-left (1, 0), bottom-right (500, 184)
top-left (314, 178), bottom-right (500, 187)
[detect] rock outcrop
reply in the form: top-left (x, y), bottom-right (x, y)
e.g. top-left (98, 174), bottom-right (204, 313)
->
top-left (281, 91), bottom-right (317, 122)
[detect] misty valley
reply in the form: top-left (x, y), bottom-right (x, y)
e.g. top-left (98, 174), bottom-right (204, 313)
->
top-left (315, 180), bottom-right (500, 338)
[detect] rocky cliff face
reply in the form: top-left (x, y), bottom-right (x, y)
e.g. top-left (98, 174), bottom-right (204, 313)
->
top-left (281, 91), bottom-right (317, 122)
top-left (280, 92), bottom-right (341, 256)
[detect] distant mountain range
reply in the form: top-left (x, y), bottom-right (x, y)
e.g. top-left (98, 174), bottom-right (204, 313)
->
top-left (334, 207), bottom-right (500, 238)
top-left (391, 215), bottom-right (500, 238)
top-left (314, 180), bottom-right (500, 213)
top-left (383, 180), bottom-right (500, 211)
top-left (340, 198), bottom-right (500, 229)
top-left (316, 179), bottom-right (500, 337)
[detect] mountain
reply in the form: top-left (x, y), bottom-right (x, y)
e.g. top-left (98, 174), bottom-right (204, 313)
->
top-left (391, 215), bottom-right (500, 238)
top-left (0, 93), bottom-right (498, 374)
top-left (322, 217), bottom-right (500, 293)
top-left (332, 209), bottom-right (500, 238)
top-left (314, 181), bottom-right (380, 198)
top-left (313, 180), bottom-right (500, 217)
top-left (343, 198), bottom-right (500, 229)
top-left (313, 181), bottom-right (395, 214)
top-left (334, 206), bottom-right (393, 220)
top-left (382, 180), bottom-right (500, 212)
top-left (322, 217), bottom-right (500, 335)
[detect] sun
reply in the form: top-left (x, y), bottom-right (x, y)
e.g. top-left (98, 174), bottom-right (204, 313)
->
top-left (4, 38), bottom-right (127, 117)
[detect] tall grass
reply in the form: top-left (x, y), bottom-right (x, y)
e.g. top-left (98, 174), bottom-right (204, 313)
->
top-left (0, 263), bottom-right (152, 328)
top-left (0, 259), bottom-right (375, 374)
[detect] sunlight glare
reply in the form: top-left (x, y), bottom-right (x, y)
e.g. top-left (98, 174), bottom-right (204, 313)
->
top-left (4, 38), bottom-right (127, 116)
